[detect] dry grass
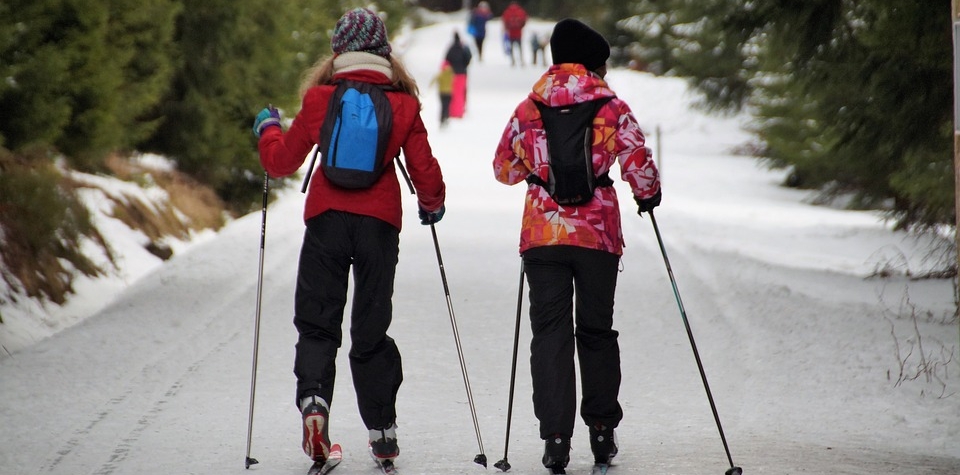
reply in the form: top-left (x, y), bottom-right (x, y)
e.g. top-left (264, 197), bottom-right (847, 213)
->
top-left (105, 154), bottom-right (227, 233)
top-left (1, 154), bottom-right (230, 306)
top-left (101, 154), bottom-right (227, 261)
top-left (0, 155), bottom-right (105, 305)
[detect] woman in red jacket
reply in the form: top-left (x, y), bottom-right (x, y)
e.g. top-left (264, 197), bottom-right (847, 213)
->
top-left (253, 7), bottom-right (446, 470)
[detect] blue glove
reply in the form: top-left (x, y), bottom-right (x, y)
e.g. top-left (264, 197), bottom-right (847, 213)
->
top-left (418, 205), bottom-right (445, 225)
top-left (635, 189), bottom-right (661, 215)
top-left (252, 106), bottom-right (281, 138)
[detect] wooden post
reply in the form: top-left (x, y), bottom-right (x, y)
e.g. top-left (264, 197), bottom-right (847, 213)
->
top-left (656, 125), bottom-right (662, 174)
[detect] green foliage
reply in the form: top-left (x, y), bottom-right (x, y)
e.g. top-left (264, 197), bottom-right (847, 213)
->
top-left (103, 0), bottom-right (182, 150)
top-left (0, 0), bottom-right (180, 170)
top-left (138, 0), bottom-right (406, 212)
top-left (0, 1), bottom-right (77, 154)
top-left (0, 0), bottom-right (411, 303)
top-left (139, 0), bottom-right (299, 211)
top-left (624, 0), bottom-right (955, 229)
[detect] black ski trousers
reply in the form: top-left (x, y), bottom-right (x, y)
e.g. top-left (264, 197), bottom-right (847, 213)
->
top-left (522, 245), bottom-right (624, 439)
top-left (293, 210), bottom-right (402, 431)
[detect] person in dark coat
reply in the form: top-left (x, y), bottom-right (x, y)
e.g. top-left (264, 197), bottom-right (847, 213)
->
top-left (444, 32), bottom-right (473, 118)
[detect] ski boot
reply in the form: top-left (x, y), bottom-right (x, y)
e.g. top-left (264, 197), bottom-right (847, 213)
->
top-left (369, 424), bottom-right (400, 463)
top-left (589, 424), bottom-right (618, 465)
top-left (542, 434), bottom-right (570, 474)
top-left (301, 395), bottom-right (331, 463)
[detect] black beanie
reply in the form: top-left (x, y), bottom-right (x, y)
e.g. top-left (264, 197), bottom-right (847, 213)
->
top-left (550, 19), bottom-right (610, 71)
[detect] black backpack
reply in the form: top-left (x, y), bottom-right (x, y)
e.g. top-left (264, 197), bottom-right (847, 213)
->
top-left (301, 80), bottom-right (395, 192)
top-left (527, 97), bottom-right (614, 206)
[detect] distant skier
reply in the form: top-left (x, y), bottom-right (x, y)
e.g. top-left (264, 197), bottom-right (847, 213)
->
top-left (467, 1), bottom-right (493, 61)
top-left (492, 18), bottom-right (661, 473)
top-left (444, 31), bottom-right (472, 118)
top-left (530, 31), bottom-right (549, 67)
top-left (501, 1), bottom-right (527, 66)
top-left (430, 60), bottom-right (454, 127)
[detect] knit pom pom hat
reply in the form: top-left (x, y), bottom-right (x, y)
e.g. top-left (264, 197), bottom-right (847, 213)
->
top-left (550, 18), bottom-right (610, 71)
top-left (331, 8), bottom-right (392, 57)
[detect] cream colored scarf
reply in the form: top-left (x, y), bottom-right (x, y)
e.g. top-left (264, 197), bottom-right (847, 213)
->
top-left (333, 52), bottom-right (393, 79)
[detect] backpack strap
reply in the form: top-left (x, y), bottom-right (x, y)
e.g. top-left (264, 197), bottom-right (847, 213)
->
top-left (301, 80), bottom-right (399, 193)
top-left (525, 171), bottom-right (612, 187)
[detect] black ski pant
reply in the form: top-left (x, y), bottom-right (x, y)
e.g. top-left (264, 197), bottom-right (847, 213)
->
top-left (293, 211), bottom-right (402, 431)
top-left (439, 93), bottom-right (452, 124)
top-left (473, 34), bottom-right (486, 60)
top-left (522, 245), bottom-right (623, 440)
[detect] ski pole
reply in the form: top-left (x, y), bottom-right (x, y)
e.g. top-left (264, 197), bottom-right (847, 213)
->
top-left (244, 172), bottom-right (269, 469)
top-left (494, 262), bottom-right (524, 472)
top-left (648, 211), bottom-right (742, 475)
top-left (396, 157), bottom-right (487, 466)
top-left (429, 223), bottom-right (487, 468)
top-left (300, 145), bottom-right (320, 193)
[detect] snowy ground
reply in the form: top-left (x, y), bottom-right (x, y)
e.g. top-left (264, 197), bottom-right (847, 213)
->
top-left (2, 14), bottom-right (959, 475)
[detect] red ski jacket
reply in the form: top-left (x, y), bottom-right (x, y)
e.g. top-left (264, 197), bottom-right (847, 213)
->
top-left (259, 69), bottom-right (445, 231)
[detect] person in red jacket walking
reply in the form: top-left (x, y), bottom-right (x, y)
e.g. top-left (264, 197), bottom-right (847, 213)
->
top-left (501, 1), bottom-right (528, 67)
top-left (493, 18), bottom-right (661, 472)
top-left (253, 7), bottom-right (446, 470)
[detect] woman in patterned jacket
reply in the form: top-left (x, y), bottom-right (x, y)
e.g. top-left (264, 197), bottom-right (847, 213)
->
top-left (492, 18), bottom-right (661, 473)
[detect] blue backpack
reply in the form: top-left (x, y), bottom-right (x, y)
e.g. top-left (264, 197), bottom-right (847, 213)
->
top-left (302, 80), bottom-right (394, 191)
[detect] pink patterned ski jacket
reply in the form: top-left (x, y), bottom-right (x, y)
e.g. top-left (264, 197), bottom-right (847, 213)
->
top-left (493, 63), bottom-right (660, 256)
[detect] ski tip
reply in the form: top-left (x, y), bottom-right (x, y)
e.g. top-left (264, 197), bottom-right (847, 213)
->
top-left (379, 459), bottom-right (399, 474)
top-left (590, 464), bottom-right (609, 475)
top-left (547, 465), bottom-right (566, 475)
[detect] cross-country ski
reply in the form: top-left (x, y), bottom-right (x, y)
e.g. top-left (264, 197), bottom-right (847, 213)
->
top-left (307, 443), bottom-right (343, 475)
top-left (371, 455), bottom-right (400, 475)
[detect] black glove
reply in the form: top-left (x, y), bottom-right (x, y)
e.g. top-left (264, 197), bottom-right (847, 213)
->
top-left (635, 189), bottom-right (661, 215)
top-left (418, 205), bottom-right (445, 225)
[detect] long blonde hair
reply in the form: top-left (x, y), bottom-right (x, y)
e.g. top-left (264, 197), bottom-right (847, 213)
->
top-left (299, 54), bottom-right (421, 103)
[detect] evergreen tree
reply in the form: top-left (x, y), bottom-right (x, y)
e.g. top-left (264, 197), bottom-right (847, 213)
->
top-left (139, 0), bottom-right (404, 212)
top-left (105, 0), bottom-right (182, 150)
top-left (0, 0), bottom-right (179, 168)
top-left (0, 0), bottom-right (91, 157)
top-left (624, 0), bottom-right (955, 229)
